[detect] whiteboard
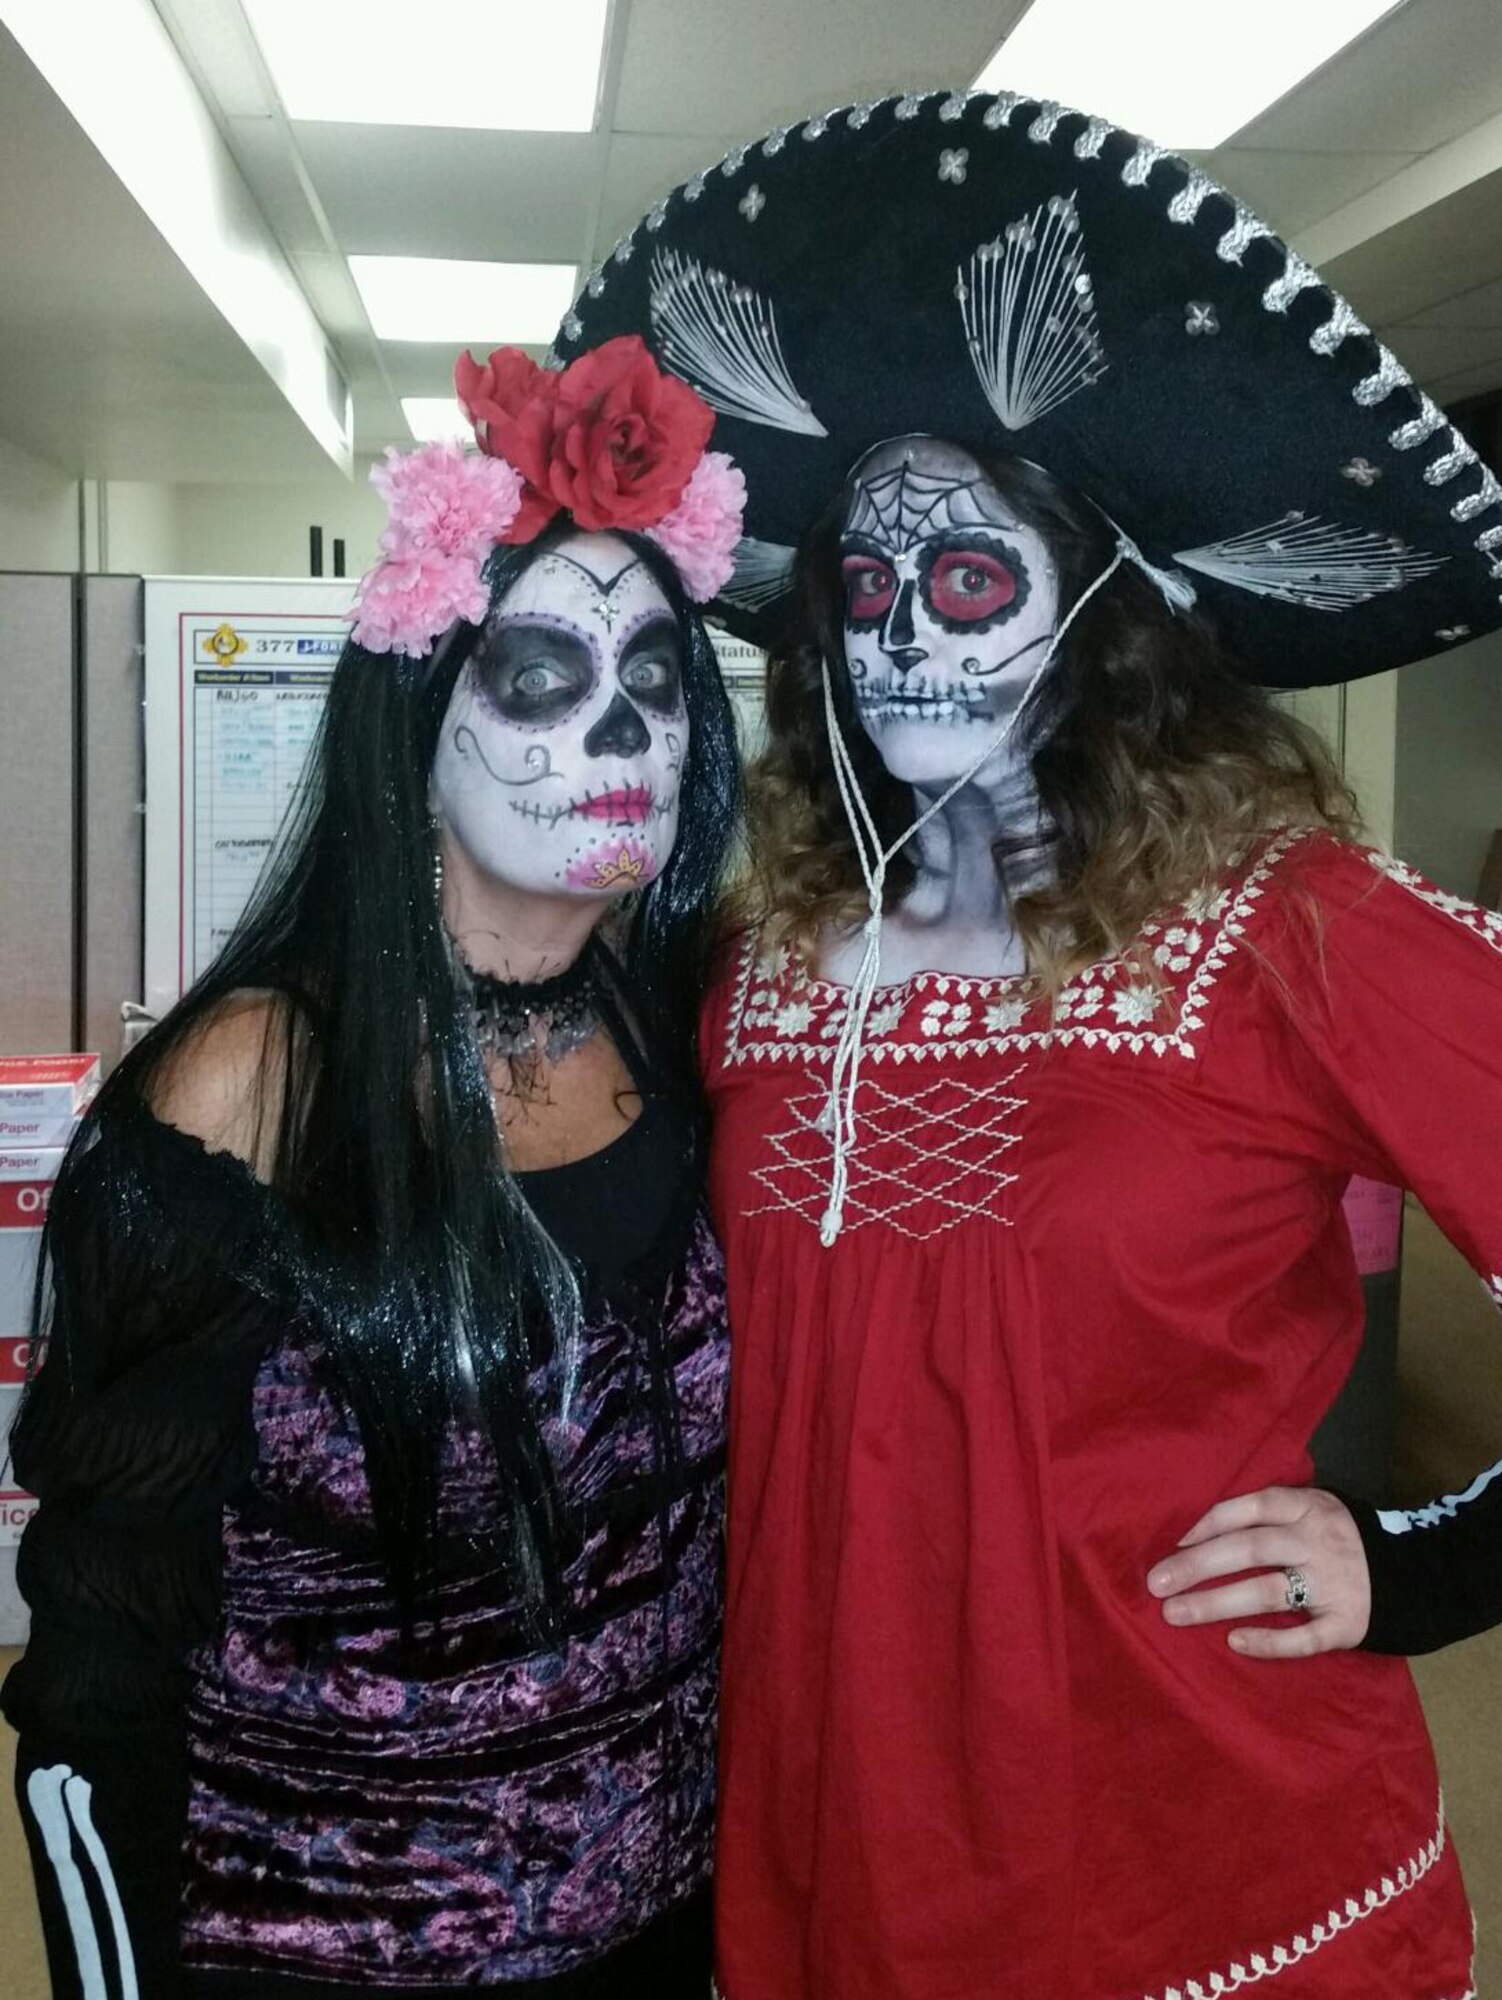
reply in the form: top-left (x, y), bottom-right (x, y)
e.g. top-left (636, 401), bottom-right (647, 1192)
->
top-left (144, 579), bottom-right (354, 1016)
top-left (143, 579), bottom-right (767, 1017)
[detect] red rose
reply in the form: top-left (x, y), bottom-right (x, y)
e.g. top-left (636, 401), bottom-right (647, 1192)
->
top-left (452, 334), bottom-right (715, 543)
top-left (453, 346), bottom-right (560, 539)
top-left (531, 336), bottom-right (714, 533)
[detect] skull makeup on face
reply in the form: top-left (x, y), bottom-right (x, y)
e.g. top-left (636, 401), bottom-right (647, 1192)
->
top-left (430, 531), bottom-right (687, 900)
top-left (839, 436), bottom-right (1060, 788)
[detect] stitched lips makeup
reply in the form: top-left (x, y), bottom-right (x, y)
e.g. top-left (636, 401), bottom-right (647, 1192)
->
top-left (574, 786), bottom-right (656, 823)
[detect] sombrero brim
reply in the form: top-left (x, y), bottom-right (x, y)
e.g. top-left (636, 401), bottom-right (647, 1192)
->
top-left (553, 91), bottom-right (1502, 688)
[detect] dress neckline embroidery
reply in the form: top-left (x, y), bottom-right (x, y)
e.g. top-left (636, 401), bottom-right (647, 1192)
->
top-left (723, 826), bottom-right (1313, 1069)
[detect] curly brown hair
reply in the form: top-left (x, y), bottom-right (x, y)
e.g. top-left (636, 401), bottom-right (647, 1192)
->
top-left (737, 447), bottom-right (1358, 992)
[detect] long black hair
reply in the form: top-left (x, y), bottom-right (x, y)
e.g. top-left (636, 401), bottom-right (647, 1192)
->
top-left (56, 521), bottom-right (739, 1619)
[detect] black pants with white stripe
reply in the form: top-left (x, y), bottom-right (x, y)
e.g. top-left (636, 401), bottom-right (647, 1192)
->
top-left (15, 1732), bottom-right (176, 2000)
top-left (16, 1734), bottom-right (714, 1998)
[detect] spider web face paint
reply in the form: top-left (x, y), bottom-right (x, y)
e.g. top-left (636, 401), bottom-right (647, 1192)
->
top-left (430, 531), bottom-right (687, 900)
top-left (839, 436), bottom-right (1060, 788)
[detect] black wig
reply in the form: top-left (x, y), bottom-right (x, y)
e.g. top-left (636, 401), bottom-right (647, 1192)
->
top-left (41, 521), bottom-right (739, 1623)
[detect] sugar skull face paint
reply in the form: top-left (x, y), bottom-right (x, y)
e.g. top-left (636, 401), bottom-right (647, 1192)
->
top-left (839, 436), bottom-right (1060, 787)
top-left (430, 531), bottom-right (686, 901)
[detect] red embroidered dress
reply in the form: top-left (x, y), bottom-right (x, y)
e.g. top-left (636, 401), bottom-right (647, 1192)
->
top-left (703, 831), bottom-right (1494, 2000)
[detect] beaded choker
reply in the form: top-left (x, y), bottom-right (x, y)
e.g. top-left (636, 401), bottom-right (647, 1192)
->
top-left (454, 943), bottom-right (602, 1068)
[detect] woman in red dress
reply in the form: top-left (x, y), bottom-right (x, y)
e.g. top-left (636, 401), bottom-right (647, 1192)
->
top-left (556, 92), bottom-right (1502, 1998)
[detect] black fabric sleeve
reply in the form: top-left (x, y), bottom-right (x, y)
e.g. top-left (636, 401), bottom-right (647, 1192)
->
top-left (1342, 1471), bottom-right (1502, 1655)
top-left (3, 1100), bottom-right (286, 1993)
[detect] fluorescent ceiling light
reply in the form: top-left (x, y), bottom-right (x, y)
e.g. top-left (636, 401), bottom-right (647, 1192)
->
top-left (241, 0), bottom-right (609, 131)
top-left (350, 256), bottom-right (577, 344)
top-left (402, 397), bottom-right (473, 443)
top-left (975, 0), bottom-right (1402, 150)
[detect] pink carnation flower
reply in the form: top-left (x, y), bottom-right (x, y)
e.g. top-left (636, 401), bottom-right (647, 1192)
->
top-left (352, 442), bottom-right (523, 656)
top-left (350, 548), bottom-right (493, 659)
top-left (371, 441), bottom-right (522, 561)
top-left (646, 450), bottom-right (746, 602)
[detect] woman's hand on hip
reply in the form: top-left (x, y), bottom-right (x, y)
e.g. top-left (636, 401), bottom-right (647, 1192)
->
top-left (1146, 1486), bottom-right (1371, 1659)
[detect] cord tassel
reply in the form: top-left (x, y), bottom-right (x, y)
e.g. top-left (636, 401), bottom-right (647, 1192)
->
top-left (817, 548), bottom-right (1126, 1244)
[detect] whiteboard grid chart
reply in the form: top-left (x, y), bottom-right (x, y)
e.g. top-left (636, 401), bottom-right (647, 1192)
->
top-left (145, 582), bottom-right (355, 1017)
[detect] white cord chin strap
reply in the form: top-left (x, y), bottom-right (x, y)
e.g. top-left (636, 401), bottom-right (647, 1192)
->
top-left (817, 547), bottom-right (1127, 1247)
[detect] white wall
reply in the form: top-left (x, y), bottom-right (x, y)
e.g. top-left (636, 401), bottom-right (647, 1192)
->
top-left (1393, 630), bottom-right (1502, 899)
top-left (103, 480), bottom-right (180, 574)
top-left (164, 469), bottom-right (384, 580)
top-left (1344, 671), bottom-right (1401, 852)
top-left (0, 433), bottom-right (77, 571)
top-left (1282, 673), bottom-right (1400, 851)
top-left (0, 462), bottom-right (386, 583)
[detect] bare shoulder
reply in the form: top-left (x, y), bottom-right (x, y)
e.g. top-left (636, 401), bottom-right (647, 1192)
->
top-left (147, 990), bottom-right (299, 1179)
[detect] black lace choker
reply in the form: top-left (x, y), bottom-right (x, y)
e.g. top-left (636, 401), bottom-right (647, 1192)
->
top-left (452, 941), bottom-right (602, 1067)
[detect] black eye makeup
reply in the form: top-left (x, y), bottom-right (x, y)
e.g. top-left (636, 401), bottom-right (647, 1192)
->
top-left (916, 533), bottom-right (1031, 633)
top-left (476, 620), bottom-right (596, 725)
top-left (617, 615), bottom-right (684, 716)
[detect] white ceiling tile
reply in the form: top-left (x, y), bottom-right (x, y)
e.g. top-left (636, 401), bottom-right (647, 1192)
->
top-left (1422, 353), bottom-right (1502, 404)
top-left (593, 131), bottom-right (755, 253)
top-left (1401, 273), bottom-right (1502, 329)
top-left (1229, 0), bottom-right (1502, 154)
top-left (1378, 321), bottom-right (1502, 384)
top-left (377, 341), bottom-right (548, 396)
top-left (612, 0), bottom-right (1028, 137)
top-left (294, 123), bottom-right (602, 262)
top-left (1322, 166), bottom-right (1502, 325)
top-left (1197, 147), bottom-right (1420, 236)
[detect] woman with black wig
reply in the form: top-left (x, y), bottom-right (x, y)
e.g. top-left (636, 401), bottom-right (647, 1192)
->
top-left (558, 95), bottom-right (1502, 2000)
top-left (4, 336), bottom-right (743, 1996)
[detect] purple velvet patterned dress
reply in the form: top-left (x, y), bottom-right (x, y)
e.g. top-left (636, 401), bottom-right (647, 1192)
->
top-left (179, 1185), bottom-right (726, 1990)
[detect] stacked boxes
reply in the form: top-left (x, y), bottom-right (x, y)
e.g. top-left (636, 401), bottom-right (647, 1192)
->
top-left (0, 1055), bottom-right (99, 1645)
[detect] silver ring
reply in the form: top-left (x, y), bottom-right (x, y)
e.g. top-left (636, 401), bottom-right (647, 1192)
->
top-left (1283, 1566), bottom-right (1313, 1613)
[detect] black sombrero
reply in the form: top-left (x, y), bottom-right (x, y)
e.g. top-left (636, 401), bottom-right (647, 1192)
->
top-left (551, 90), bottom-right (1502, 688)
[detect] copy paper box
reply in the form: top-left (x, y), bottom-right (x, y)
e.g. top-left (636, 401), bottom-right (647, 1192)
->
top-left (0, 1144), bottom-right (70, 1340)
top-left (0, 1344), bottom-right (34, 1642)
top-left (0, 1054), bottom-right (98, 1147)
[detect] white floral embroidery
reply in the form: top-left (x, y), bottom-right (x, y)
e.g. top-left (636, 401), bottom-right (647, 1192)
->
top-left (867, 998), bottom-right (906, 1037)
top-left (1184, 885), bottom-right (1231, 923)
top-left (1111, 984), bottom-right (1160, 1027)
top-left (774, 1000), bottom-right (814, 1037)
top-left (1368, 851), bottom-right (1502, 958)
top-left (1141, 1798), bottom-right (1450, 2000)
top-left (722, 828), bottom-right (1311, 1069)
top-left (985, 996), bottom-right (1029, 1034)
top-left (1153, 925), bottom-right (1203, 973)
top-left (917, 998), bottom-right (978, 1037)
top-left (1057, 982), bottom-right (1105, 1020)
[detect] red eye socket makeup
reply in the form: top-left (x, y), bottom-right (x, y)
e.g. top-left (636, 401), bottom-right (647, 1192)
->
top-left (841, 555), bottom-right (897, 623)
top-left (927, 548), bottom-right (1020, 624)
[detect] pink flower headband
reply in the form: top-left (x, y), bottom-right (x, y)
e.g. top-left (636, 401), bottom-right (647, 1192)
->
top-left (351, 335), bottom-right (746, 659)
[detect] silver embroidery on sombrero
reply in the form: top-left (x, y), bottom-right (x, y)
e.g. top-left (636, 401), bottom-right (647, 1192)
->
top-left (648, 249), bottom-right (828, 437)
top-left (1390, 395), bottom-right (1448, 452)
top-left (721, 536), bottom-right (798, 611)
top-left (1174, 512), bottom-right (1447, 611)
top-left (957, 193), bottom-right (1107, 432)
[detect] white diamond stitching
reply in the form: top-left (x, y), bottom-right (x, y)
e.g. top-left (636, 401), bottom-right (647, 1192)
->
top-left (745, 1073), bottom-right (1026, 1240)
